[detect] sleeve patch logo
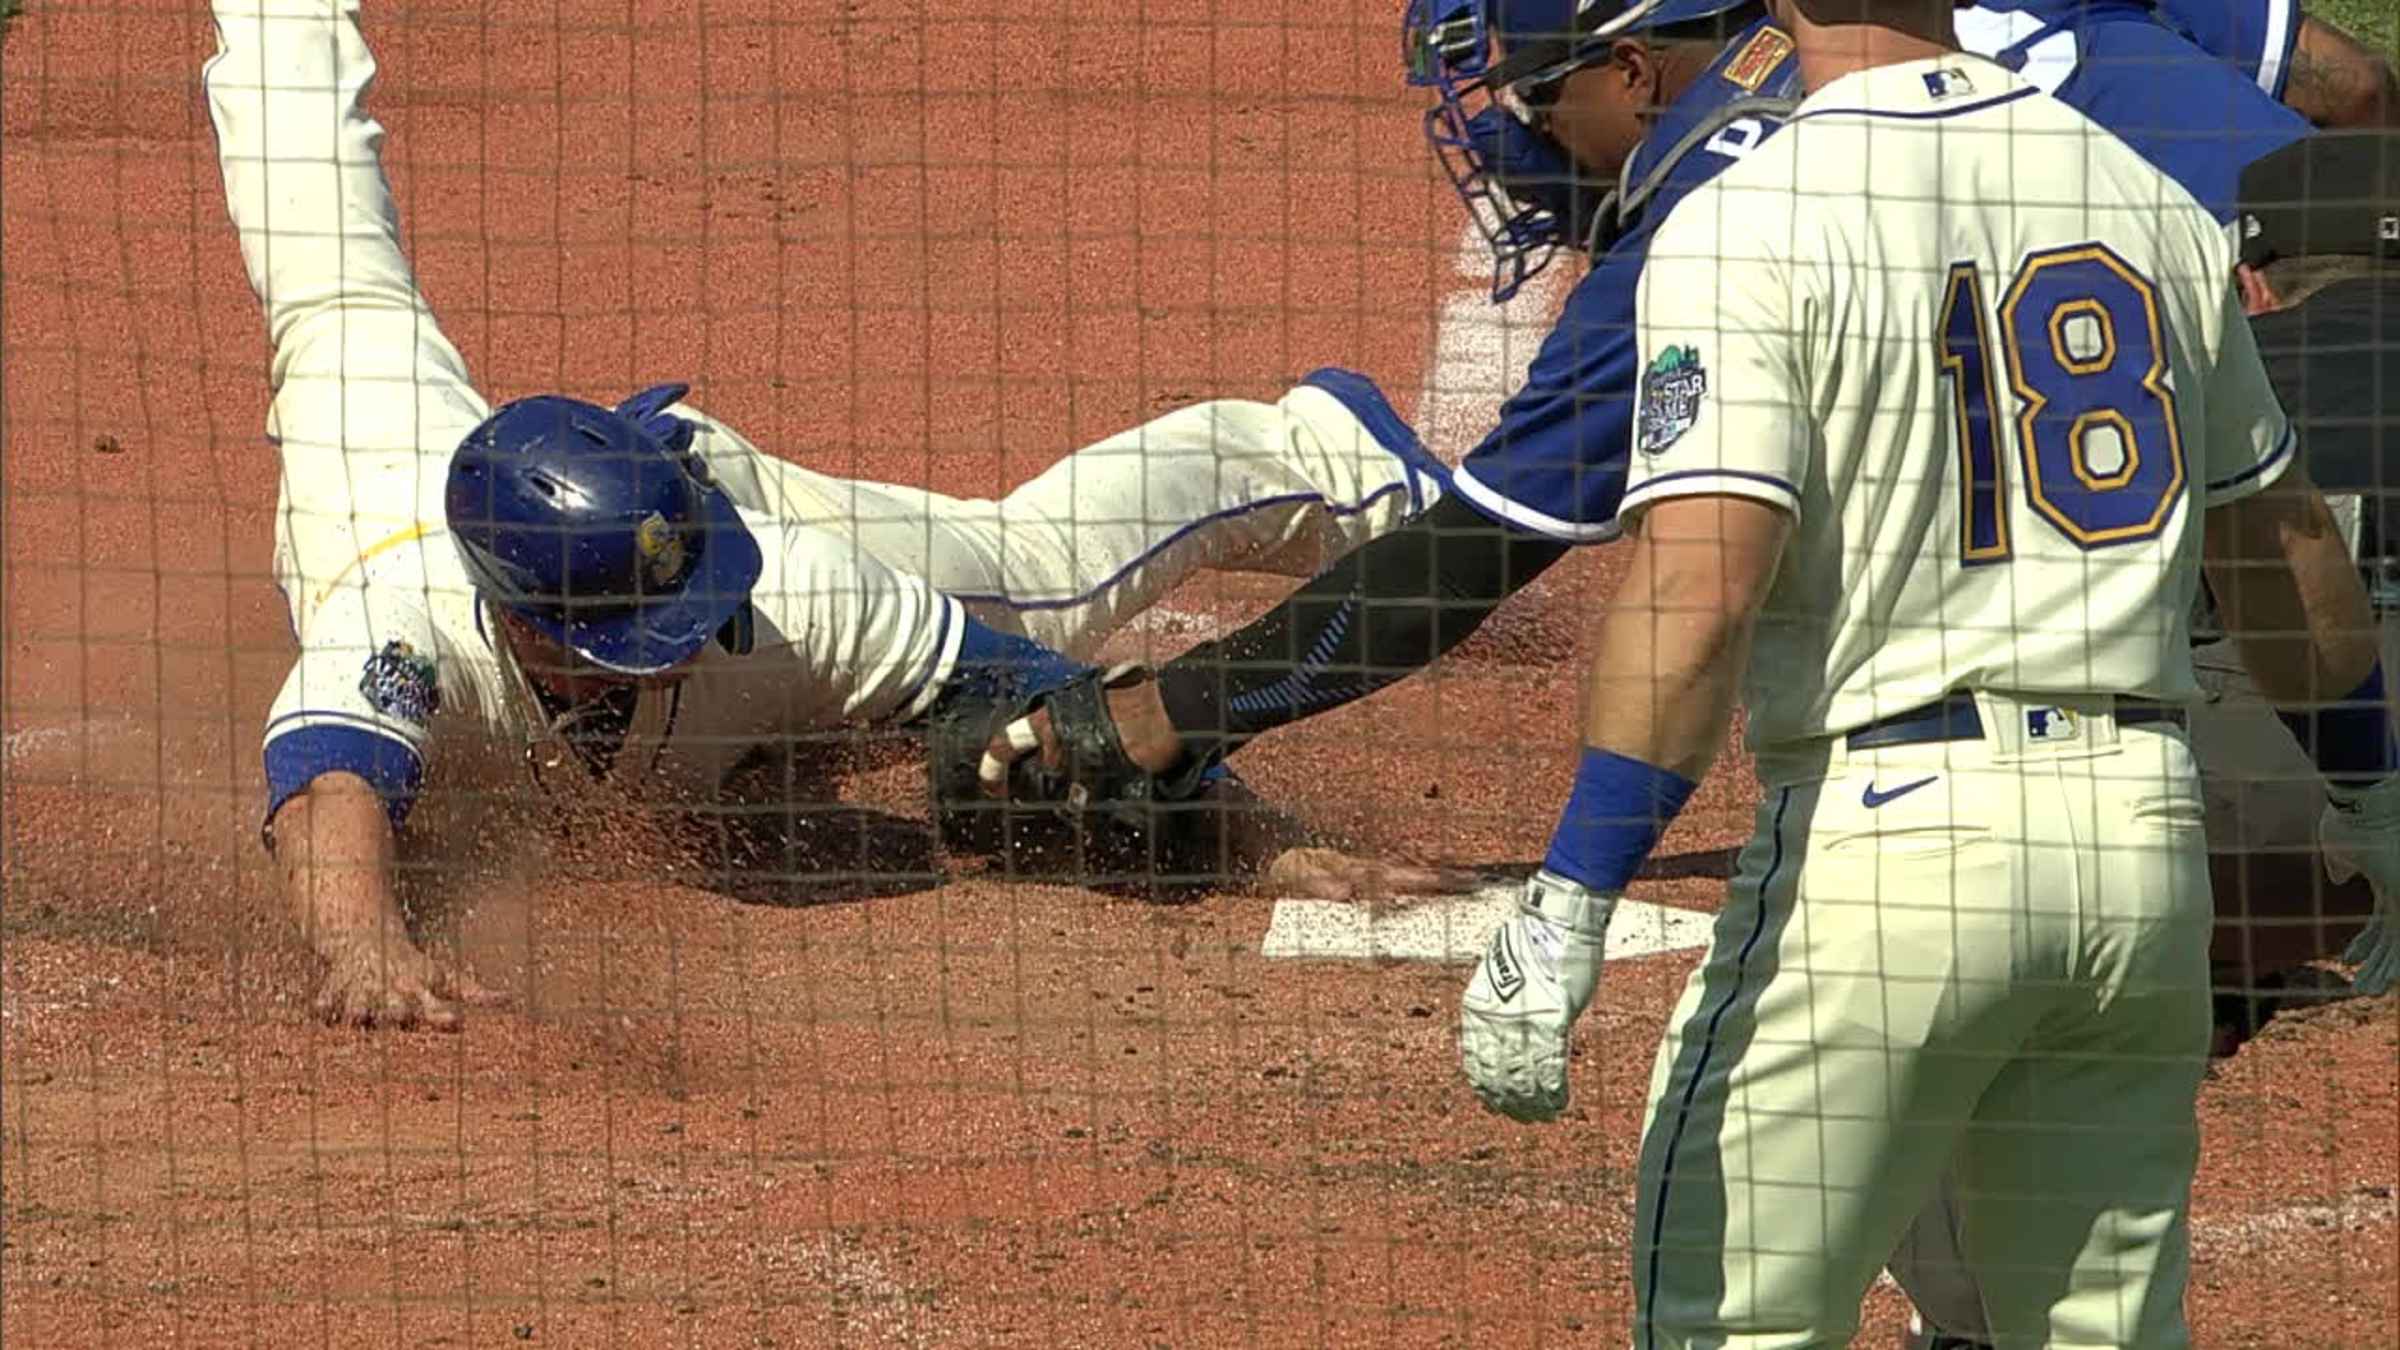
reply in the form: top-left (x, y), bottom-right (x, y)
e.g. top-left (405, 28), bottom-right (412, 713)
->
top-left (359, 639), bottom-right (441, 726)
top-left (1637, 345), bottom-right (1708, 455)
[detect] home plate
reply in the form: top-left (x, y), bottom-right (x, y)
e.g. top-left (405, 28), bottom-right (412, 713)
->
top-left (1259, 885), bottom-right (1716, 965)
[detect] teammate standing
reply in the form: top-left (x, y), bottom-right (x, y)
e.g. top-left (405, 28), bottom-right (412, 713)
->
top-left (212, 0), bottom-right (1455, 1029)
top-left (1456, 1), bottom-right (2394, 1343)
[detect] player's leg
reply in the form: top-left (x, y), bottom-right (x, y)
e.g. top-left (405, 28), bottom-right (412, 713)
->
top-left (1952, 728), bottom-right (2214, 1348)
top-left (1886, 1173), bottom-right (1998, 1349)
top-left (942, 371), bottom-right (1445, 658)
top-left (204, 0), bottom-right (492, 623)
top-left (655, 373), bottom-right (1438, 659)
top-left (1633, 761), bottom-right (2043, 1349)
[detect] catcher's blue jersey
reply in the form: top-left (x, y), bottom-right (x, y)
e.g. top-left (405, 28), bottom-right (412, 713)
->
top-left (1449, 4), bottom-right (2311, 541)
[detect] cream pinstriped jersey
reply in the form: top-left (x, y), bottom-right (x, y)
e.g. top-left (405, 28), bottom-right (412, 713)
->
top-left (1622, 55), bottom-right (2294, 747)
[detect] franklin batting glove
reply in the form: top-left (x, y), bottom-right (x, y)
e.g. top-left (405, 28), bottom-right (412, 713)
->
top-left (1458, 870), bottom-right (1615, 1123)
top-left (2321, 773), bottom-right (2400, 996)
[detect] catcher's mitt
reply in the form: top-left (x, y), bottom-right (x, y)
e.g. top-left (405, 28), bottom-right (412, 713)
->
top-left (1021, 665), bottom-right (1221, 811)
top-left (923, 664), bottom-right (1222, 857)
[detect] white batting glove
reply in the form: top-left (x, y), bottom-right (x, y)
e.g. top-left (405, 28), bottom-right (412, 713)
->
top-left (2321, 774), bottom-right (2400, 997)
top-left (1458, 870), bottom-right (1616, 1123)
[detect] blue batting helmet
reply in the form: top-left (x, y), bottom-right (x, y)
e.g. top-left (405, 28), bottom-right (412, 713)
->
top-left (445, 393), bottom-right (763, 676)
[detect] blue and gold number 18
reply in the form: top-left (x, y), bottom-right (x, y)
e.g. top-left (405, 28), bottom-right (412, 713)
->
top-left (1937, 242), bottom-right (2186, 565)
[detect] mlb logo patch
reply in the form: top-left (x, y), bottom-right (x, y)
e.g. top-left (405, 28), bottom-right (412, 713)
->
top-left (2024, 707), bottom-right (2080, 742)
top-left (1922, 67), bottom-right (1977, 99)
top-left (1637, 345), bottom-right (1708, 455)
top-left (2380, 214), bottom-right (2399, 243)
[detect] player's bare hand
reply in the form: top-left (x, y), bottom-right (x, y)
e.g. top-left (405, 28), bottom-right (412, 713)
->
top-left (313, 943), bottom-right (504, 1032)
top-left (979, 704), bottom-right (1063, 796)
top-left (1262, 846), bottom-right (1485, 902)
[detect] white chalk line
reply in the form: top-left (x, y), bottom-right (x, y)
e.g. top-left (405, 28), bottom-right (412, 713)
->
top-left (1414, 220), bottom-right (1572, 466)
top-left (748, 1232), bottom-right (944, 1346)
top-left (1117, 603), bottom-right (1229, 641)
top-left (1261, 881), bottom-right (1713, 965)
top-left (2, 725), bottom-right (76, 762)
top-left (2190, 1189), bottom-right (2397, 1261)
top-left (2, 715), bottom-right (146, 767)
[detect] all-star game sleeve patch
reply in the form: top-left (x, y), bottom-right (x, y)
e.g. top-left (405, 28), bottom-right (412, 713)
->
top-left (1720, 25), bottom-right (1794, 93)
top-left (1636, 345), bottom-right (1708, 455)
top-left (359, 638), bottom-right (442, 726)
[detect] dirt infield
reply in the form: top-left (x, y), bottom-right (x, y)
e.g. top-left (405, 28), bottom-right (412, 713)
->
top-left (4, 1), bottom-right (2394, 1346)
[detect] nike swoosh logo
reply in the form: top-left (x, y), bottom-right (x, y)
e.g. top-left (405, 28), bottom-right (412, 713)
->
top-left (1861, 775), bottom-right (1938, 809)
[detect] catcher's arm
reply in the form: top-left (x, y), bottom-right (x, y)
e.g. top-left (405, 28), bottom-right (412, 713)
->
top-left (979, 492), bottom-right (1571, 796)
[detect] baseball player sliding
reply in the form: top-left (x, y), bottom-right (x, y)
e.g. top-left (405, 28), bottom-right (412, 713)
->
top-left (1454, 1), bottom-right (2397, 1345)
top-left (210, 0), bottom-right (1461, 1030)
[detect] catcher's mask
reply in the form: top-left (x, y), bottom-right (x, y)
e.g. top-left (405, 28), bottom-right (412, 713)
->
top-left (1403, 0), bottom-right (1752, 301)
top-left (445, 393), bottom-right (762, 678)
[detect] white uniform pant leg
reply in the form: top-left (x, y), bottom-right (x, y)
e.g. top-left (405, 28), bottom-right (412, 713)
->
top-left (662, 386), bottom-right (1428, 660)
top-left (1959, 729), bottom-right (2212, 1349)
top-left (1633, 725), bottom-right (2212, 1350)
top-left (931, 386), bottom-right (1433, 659)
top-left (206, 0), bottom-right (493, 626)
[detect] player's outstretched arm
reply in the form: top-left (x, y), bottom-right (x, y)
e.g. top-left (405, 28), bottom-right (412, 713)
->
top-left (269, 775), bottom-right (497, 1030)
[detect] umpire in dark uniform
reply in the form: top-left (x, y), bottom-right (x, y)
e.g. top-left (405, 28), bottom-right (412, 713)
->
top-left (2207, 129), bottom-right (2400, 1050)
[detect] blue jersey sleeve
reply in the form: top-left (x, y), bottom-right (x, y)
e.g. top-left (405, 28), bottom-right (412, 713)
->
top-left (2047, 10), bottom-right (2310, 221)
top-left (260, 587), bottom-right (443, 837)
top-left (1449, 236), bottom-right (1651, 541)
top-left (2154, 0), bottom-right (2302, 99)
top-left (263, 723), bottom-right (425, 832)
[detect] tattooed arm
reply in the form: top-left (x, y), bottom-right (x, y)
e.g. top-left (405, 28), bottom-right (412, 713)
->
top-left (2285, 15), bottom-right (2399, 128)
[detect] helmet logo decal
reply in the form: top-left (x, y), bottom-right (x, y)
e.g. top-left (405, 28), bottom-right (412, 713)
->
top-left (636, 511), bottom-right (689, 589)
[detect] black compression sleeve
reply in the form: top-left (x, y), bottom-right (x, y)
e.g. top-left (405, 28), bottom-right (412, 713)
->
top-left (1153, 492), bottom-right (1571, 762)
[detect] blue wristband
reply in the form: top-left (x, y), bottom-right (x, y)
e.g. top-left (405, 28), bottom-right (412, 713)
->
top-left (2277, 661), bottom-right (2398, 789)
top-left (1541, 748), bottom-right (1699, 893)
top-left (945, 616), bottom-right (1088, 707)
